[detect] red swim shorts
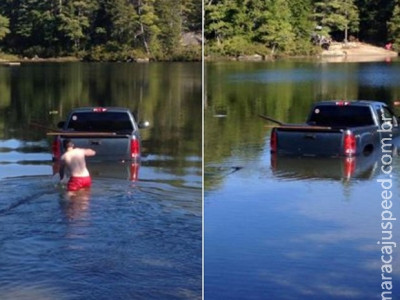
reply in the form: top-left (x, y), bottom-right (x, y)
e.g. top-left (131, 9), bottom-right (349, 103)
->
top-left (67, 176), bottom-right (92, 191)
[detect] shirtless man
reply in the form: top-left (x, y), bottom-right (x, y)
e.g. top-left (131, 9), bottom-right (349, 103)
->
top-left (60, 139), bottom-right (96, 191)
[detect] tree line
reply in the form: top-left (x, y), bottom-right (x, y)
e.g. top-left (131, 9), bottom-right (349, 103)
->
top-left (205, 0), bottom-right (400, 57)
top-left (0, 0), bottom-right (201, 61)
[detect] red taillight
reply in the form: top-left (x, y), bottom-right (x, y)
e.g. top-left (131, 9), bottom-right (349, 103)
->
top-left (344, 130), bottom-right (356, 156)
top-left (52, 137), bottom-right (61, 160)
top-left (270, 128), bottom-right (277, 153)
top-left (130, 137), bottom-right (140, 159)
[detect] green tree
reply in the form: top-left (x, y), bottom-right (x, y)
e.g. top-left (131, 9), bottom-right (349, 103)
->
top-left (0, 14), bottom-right (10, 41)
top-left (313, 0), bottom-right (359, 42)
top-left (205, 1), bottom-right (233, 46)
top-left (253, 0), bottom-right (295, 53)
top-left (155, 0), bottom-right (181, 58)
top-left (388, 0), bottom-right (400, 50)
top-left (108, 0), bottom-right (138, 45)
top-left (182, 0), bottom-right (202, 32)
top-left (290, 0), bottom-right (315, 53)
top-left (134, 0), bottom-right (160, 55)
top-left (57, 0), bottom-right (99, 52)
top-left (356, 0), bottom-right (395, 44)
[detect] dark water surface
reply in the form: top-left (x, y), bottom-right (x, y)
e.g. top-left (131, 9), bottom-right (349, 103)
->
top-left (0, 62), bottom-right (201, 299)
top-left (205, 60), bottom-right (400, 299)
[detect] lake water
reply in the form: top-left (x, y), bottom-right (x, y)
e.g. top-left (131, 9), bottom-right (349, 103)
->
top-left (204, 59), bottom-right (400, 299)
top-left (0, 62), bottom-right (202, 299)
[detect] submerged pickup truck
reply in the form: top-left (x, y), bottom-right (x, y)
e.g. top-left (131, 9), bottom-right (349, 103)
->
top-left (267, 100), bottom-right (399, 157)
top-left (49, 107), bottom-right (149, 161)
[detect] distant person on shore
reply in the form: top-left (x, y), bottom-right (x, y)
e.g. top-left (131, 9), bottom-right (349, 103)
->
top-left (60, 139), bottom-right (96, 192)
top-left (385, 42), bottom-right (393, 51)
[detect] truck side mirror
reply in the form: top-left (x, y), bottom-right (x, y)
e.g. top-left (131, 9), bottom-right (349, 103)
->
top-left (138, 121), bottom-right (150, 129)
top-left (57, 121), bottom-right (65, 129)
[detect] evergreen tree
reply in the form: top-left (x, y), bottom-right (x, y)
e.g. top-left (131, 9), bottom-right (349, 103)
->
top-left (57, 0), bottom-right (99, 52)
top-left (11, 0), bottom-right (50, 51)
top-left (356, 0), bottom-right (395, 44)
top-left (134, 0), bottom-right (160, 55)
top-left (182, 0), bottom-right (202, 32)
top-left (290, 0), bottom-right (315, 54)
top-left (0, 15), bottom-right (10, 41)
top-left (290, 0), bottom-right (314, 40)
top-left (0, 0), bottom-right (199, 60)
top-left (313, 0), bottom-right (359, 42)
top-left (155, 0), bottom-right (182, 58)
top-left (108, 0), bottom-right (138, 46)
top-left (253, 0), bottom-right (295, 53)
top-left (205, 0), bottom-right (234, 46)
top-left (388, 0), bottom-right (400, 49)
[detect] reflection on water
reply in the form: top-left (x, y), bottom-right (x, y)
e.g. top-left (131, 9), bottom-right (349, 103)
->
top-left (0, 62), bottom-right (201, 160)
top-left (61, 189), bottom-right (91, 220)
top-left (270, 151), bottom-right (388, 182)
top-left (0, 62), bottom-right (201, 299)
top-left (205, 60), bottom-right (400, 299)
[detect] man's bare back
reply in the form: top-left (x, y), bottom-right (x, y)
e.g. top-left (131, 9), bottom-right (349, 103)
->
top-left (61, 148), bottom-right (95, 177)
top-left (60, 139), bottom-right (96, 191)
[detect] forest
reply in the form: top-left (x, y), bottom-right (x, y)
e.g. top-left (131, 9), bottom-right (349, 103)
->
top-left (0, 0), bottom-right (202, 61)
top-left (205, 0), bottom-right (400, 57)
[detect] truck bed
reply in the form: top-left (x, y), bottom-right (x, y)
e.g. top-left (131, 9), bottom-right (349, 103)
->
top-left (274, 126), bottom-right (344, 157)
top-left (268, 100), bottom-right (398, 157)
top-left (49, 131), bottom-right (132, 161)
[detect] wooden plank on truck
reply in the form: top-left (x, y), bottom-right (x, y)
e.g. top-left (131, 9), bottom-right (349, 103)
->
top-left (258, 114), bottom-right (332, 130)
top-left (46, 132), bottom-right (119, 136)
top-left (276, 125), bottom-right (333, 131)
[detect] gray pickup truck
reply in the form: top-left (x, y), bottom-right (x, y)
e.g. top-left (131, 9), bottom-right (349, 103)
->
top-left (268, 100), bottom-right (399, 157)
top-left (49, 107), bottom-right (149, 161)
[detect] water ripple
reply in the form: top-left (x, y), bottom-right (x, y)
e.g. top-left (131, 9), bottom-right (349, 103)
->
top-left (0, 175), bottom-right (201, 299)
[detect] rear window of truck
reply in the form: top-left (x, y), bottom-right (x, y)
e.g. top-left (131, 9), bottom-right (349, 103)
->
top-left (308, 106), bottom-right (375, 127)
top-left (67, 112), bottom-right (134, 132)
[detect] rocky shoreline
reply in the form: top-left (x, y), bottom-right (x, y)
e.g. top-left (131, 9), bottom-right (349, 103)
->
top-left (205, 42), bottom-right (399, 62)
top-left (1, 42), bottom-right (398, 64)
top-left (320, 42), bottom-right (398, 62)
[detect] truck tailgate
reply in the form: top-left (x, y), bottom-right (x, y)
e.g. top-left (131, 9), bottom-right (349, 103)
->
top-left (66, 134), bottom-right (131, 160)
top-left (276, 127), bottom-right (343, 156)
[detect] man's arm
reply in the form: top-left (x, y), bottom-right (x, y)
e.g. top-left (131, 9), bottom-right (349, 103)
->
top-left (84, 149), bottom-right (96, 156)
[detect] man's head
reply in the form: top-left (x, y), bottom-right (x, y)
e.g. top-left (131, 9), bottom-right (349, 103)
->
top-left (63, 139), bottom-right (74, 149)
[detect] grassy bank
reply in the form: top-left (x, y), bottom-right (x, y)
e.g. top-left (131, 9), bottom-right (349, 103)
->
top-left (0, 52), bottom-right (19, 62)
